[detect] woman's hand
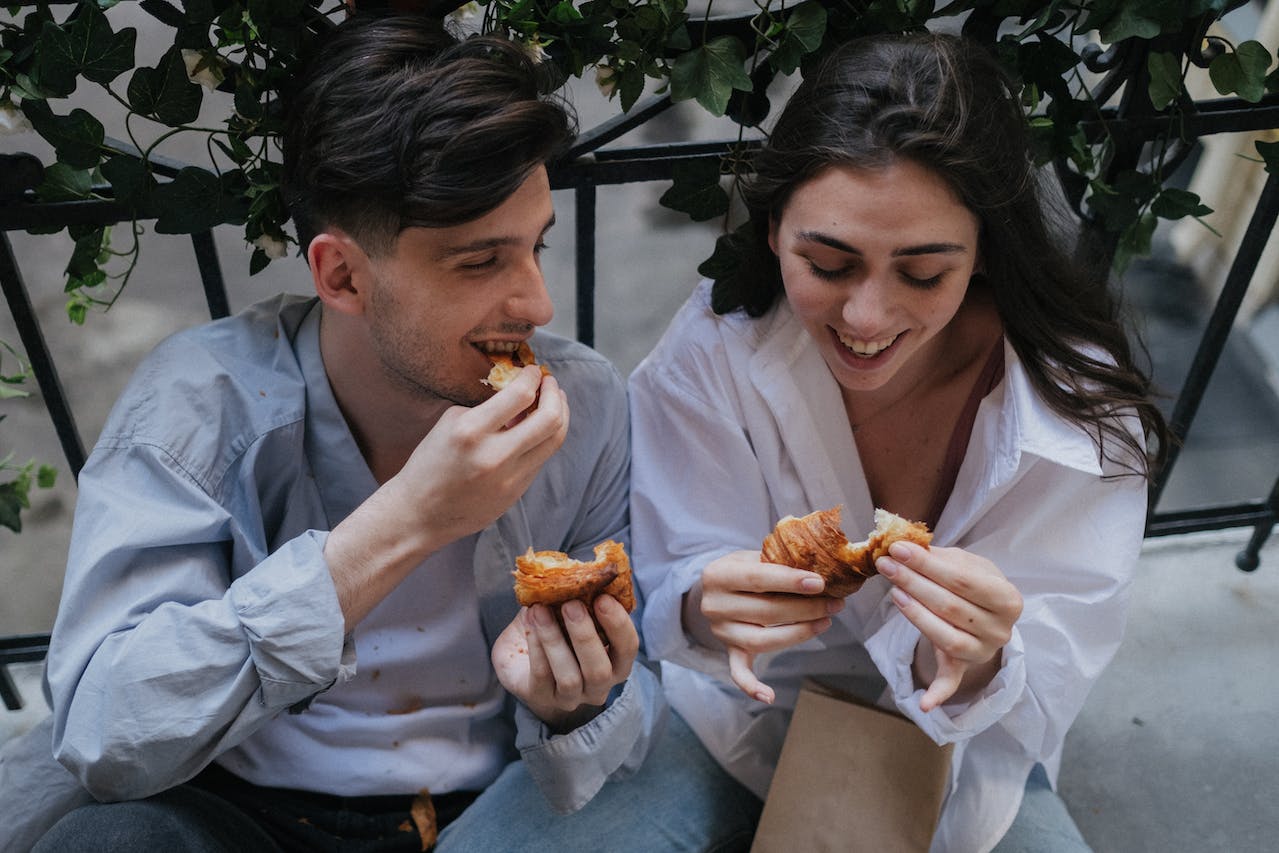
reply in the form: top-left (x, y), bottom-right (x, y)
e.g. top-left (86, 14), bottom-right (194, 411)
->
top-left (491, 595), bottom-right (637, 733)
top-left (876, 541), bottom-right (1022, 712)
top-left (692, 550), bottom-right (845, 704)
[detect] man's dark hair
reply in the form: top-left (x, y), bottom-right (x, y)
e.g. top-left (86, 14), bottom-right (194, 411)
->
top-left (282, 15), bottom-right (576, 256)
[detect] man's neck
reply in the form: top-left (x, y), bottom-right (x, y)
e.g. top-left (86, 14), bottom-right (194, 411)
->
top-left (318, 309), bottom-right (451, 484)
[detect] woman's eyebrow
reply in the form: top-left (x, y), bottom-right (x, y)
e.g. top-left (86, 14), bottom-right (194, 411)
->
top-left (795, 230), bottom-right (967, 257)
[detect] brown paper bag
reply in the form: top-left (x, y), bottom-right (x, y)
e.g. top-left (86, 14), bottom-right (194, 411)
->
top-left (750, 681), bottom-right (953, 853)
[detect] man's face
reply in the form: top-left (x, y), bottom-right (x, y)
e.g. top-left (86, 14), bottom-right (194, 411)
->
top-left (363, 166), bottom-right (556, 408)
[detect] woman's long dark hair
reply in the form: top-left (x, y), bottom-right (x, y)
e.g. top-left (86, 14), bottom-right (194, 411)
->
top-left (715, 32), bottom-right (1168, 477)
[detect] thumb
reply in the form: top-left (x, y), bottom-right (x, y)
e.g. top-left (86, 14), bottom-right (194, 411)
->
top-left (919, 651), bottom-right (967, 713)
top-left (728, 646), bottom-right (774, 704)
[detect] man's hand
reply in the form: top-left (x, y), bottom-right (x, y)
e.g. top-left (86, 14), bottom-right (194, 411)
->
top-left (326, 366), bottom-right (569, 631)
top-left (693, 550), bottom-right (843, 705)
top-left (876, 541), bottom-right (1023, 712)
top-left (492, 595), bottom-right (637, 733)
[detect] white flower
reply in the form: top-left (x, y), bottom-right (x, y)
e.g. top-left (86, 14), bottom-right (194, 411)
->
top-left (595, 64), bottom-right (617, 99)
top-left (253, 234), bottom-right (289, 260)
top-left (181, 49), bottom-right (226, 92)
top-left (522, 38), bottom-right (550, 65)
top-left (449, 2), bottom-right (481, 29)
top-left (0, 101), bottom-right (32, 135)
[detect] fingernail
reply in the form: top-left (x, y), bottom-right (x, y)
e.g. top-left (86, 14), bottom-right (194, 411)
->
top-left (754, 691), bottom-right (773, 704)
top-left (890, 588), bottom-right (913, 608)
top-left (878, 557), bottom-right (899, 577)
top-left (800, 576), bottom-right (824, 593)
top-left (826, 598), bottom-right (844, 615)
top-left (532, 606), bottom-right (553, 627)
top-left (563, 601), bottom-right (586, 622)
top-left (888, 541), bottom-right (914, 560)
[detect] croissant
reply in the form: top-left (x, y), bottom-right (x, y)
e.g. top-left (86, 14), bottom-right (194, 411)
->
top-left (513, 539), bottom-right (635, 612)
top-left (761, 506), bottom-right (932, 597)
top-left (482, 341), bottom-right (552, 390)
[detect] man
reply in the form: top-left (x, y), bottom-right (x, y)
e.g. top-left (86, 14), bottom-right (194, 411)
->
top-left (27, 15), bottom-right (748, 851)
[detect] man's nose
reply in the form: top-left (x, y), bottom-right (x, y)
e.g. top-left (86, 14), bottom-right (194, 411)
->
top-left (506, 261), bottom-right (554, 327)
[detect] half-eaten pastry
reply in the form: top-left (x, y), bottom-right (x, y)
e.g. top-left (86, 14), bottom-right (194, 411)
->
top-left (513, 539), bottom-right (635, 612)
top-left (761, 505), bottom-right (932, 597)
top-left (482, 341), bottom-right (551, 391)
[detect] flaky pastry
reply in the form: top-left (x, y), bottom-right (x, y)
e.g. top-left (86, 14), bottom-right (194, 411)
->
top-left (761, 505), bottom-right (932, 597)
top-left (482, 341), bottom-right (552, 391)
top-left (513, 539), bottom-right (635, 612)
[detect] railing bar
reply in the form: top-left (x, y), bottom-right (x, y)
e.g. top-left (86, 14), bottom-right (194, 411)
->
top-left (1149, 171), bottom-right (1279, 509)
top-left (0, 633), bottom-right (52, 655)
top-left (0, 666), bottom-right (22, 711)
top-left (0, 233), bottom-right (87, 477)
top-left (102, 136), bottom-right (190, 180)
top-left (190, 231), bottom-right (231, 320)
top-left (0, 197), bottom-right (134, 233)
top-left (566, 95), bottom-right (675, 161)
top-left (574, 184), bottom-right (597, 348)
top-left (1145, 502), bottom-right (1273, 536)
top-left (1234, 475), bottom-right (1278, 572)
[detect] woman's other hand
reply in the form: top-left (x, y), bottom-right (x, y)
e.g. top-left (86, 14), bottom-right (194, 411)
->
top-left (876, 541), bottom-right (1022, 712)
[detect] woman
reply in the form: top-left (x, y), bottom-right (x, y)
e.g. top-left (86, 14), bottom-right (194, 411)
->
top-left (629, 32), bottom-right (1168, 852)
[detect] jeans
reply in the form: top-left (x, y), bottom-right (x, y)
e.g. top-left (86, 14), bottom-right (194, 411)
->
top-left (34, 711), bottom-right (761, 853)
top-left (990, 764), bottom-right (1093, 853)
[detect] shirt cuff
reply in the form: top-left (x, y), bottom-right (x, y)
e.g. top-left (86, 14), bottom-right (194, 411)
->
top-left (640, 553), bottom-right (737, 681)
top-left (513, 663), bottom-right (666, 814)
top-left (864, 608), bottom-right (1026, 744)
top-left (227, 529), bottom-right (351, 710)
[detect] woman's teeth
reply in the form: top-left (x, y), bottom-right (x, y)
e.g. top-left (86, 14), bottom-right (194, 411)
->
top-left (837, 332), bottom-right (898, 357)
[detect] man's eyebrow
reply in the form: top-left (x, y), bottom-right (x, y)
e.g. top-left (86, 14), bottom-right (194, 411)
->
top-left (795, 230), bottom-right (968, 257)
top-left (437, 213), bottom-right (556, 260)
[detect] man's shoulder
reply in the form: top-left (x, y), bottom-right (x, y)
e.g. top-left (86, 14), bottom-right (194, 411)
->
top-left (95, 295), bottom-right (315, 465)
top-left (530, 330), bottom-right (624, 397)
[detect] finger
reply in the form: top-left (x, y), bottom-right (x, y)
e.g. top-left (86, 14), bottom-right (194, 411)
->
top-left (879, 555), bottom-right (989, 636)
top-left (706, 557), bottom-right (828, 596)
top-left (594, 595), bottom-right (640, 672)
top-left (885, 542), bottom-right (1015, 617)
top-left (888, 587), bottom-right (983, 662)
top-left (527, 604), bottom-right (583, 698)
top-left (477, 364), bottom-right (545, 427)
top-left (702, 591), bottom-right (842, 632)
top-left (520, 608), bottom-right (554, 684)
top-left (560, 600), bottom-right (613, 688)
top-left (728, 646), bottom-right (774, 704)
top-left (920, 654), bottom-right (968, 713)
top-left (713, 616), bottom-right (833, 657)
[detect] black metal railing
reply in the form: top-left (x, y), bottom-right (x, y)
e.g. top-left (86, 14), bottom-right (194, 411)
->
top-left (3, 25), bottom-right (1277, 712)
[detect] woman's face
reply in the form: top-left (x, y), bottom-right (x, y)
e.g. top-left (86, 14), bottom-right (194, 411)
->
top-left (771, 160), bottom-right (982, 397)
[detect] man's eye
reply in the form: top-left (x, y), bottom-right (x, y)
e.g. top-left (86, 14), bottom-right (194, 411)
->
top-left (461, 256), bottom-right (498, 271)
top-left (534, 241), bottom-right (549, 255)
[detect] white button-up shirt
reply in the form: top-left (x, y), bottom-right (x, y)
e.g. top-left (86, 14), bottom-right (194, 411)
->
top-left (630, 280), bottom-right (1146, 853)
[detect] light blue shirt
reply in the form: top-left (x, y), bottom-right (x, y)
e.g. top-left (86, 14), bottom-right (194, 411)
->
top-left (45, 294), bottom-right (663, 814)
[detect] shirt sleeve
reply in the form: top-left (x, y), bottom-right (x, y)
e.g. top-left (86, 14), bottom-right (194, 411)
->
top-left (628, 355), bottom-right (776, 681)
top-left (46, 441), bottom-right (352, 801)
top-left (863, 458), bottom-right (1145, 762)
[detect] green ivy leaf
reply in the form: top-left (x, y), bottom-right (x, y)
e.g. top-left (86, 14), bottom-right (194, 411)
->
top-left (699, 221), bottom-right (752, 290)
top-left (140, 0), bottom-right (186, 28)
top-left (1147, 52), bottom-right (1183, 110)
top-left (34, 162), bottom-right (94, 202)
top-left (0, 480), bottom-right (26, 533)
top-left (670, 36), bottom-right (752, 117)
top-left (658, 158), bottom-right (729, 221)
top-left (1150, 187), bottom-right (1212, 220)
top-left (1257, 139), bottom-right (1279, 174)
top-left (1114, 211), bottom-right (1157, 273)
top-left (769, 3), bottom-right (827, 75)
top-left (21, 101), bottom-right (105, 169)
top-left (100, 153), bottom-right (154, 209)
top-left (1098, 3), bottom-right (1162, 44)
top-left (1208, 40), bottom-right (1272, 103)
top-left (127, 46), bottom-right (202, 126)
top-left (36, 4), bottom-right (136, 96)
top-left (151, 167), bottom-right (248, 234)
top-left (65, 225), bottom-right (108, 281)
top-left (37, 464), bottom-right (57, 489)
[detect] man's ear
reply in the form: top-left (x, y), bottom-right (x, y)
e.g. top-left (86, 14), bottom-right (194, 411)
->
top-left (309, 231), bottom-right (370, 316)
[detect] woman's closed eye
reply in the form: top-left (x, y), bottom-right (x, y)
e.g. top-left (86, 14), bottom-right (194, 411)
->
top-left (901, 270), bottom-right (944, 288)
